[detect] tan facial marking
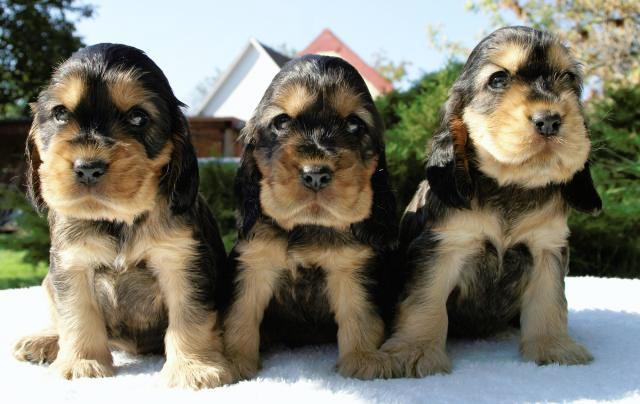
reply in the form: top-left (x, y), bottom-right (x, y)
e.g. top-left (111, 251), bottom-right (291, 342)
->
top-left (491, 41), bottom-right (530, 73)
top-left (463, 83), bottom-right (590, 187)
top-left (36, 124), bottom-right (173, 223)
top-left (52, 74), bottom-right (86, 110)
top-left (275, 83), bottom-right (316, 117)
top-left (547, 43), bottom-right (574, 72)
top-left (107, 69), bottom-right (156, 114)
top-left (255, 141), bottom-right (377, 230)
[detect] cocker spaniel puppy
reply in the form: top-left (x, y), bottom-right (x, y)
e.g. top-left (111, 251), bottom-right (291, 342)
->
top-left (12, 44), bottom-right (232, 389)
top-left (223, 55), bottom-right (398, 380)
top-left (379, 26), bottom-right (602, 377)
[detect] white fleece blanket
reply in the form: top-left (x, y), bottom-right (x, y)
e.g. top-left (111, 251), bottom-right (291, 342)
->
top-left (2, 277), bottom-right (639, 403)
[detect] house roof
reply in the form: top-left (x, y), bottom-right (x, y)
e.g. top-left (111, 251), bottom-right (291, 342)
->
top-left (194, 38), bottom-right (290, 116)
top-left (259, 42), bottom-right (291, 68)
top-left (300, 29), bottom-right (393, 94)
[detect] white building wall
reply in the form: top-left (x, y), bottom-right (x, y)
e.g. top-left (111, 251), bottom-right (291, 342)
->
top-left (200, 46), bottom-right (281, 122)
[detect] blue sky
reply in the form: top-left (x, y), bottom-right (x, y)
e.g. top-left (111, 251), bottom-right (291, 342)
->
top-left (76, 0), bottom-right (498, 107)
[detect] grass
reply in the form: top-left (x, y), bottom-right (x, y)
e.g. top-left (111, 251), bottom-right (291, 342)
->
top-left (0, 248), bottom-right (48, 289)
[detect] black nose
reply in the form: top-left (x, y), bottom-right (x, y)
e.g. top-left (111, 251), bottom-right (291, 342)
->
top-left (531, 111), bottom-right (562, 137)
top-left (73, 160), bottom-right (107, 185)
top-left (300, 166), bottom-right (333, 191)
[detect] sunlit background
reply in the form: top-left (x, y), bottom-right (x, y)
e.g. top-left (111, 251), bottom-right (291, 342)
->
top-left (0, 0), bottom-right (638, 288)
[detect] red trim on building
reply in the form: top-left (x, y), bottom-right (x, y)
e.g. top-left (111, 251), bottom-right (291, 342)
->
top-left (300, 29), bottom-right (393, 94)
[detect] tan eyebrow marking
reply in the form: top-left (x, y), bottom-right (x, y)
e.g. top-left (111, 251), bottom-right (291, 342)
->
top-left (547, 43), bottom-right (574, 72)
top-left (107, 69), bottom-right (155, 113)
top-left (330, 85), bottom-right (374, 127)
top-left (274, 83), bottom-right (316, 117)
top-left (490, 42), bottom-right (530, 74)
top-left (53, 74), bottom-right (86, 110)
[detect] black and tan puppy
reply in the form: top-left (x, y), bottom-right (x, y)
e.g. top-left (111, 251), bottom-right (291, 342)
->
top-left (378, 26), bottom-right (602, 377)
top-left (12, 44), bottom-right (232, 389)
top-left (223, 55), bottom-right (398, 380)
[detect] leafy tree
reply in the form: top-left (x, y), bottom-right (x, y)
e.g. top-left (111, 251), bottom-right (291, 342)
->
top-left (377, 62), bottom-right (463, 211)
top-left (380, 61), bottom-right (463, 162)
top-left (0, 0), bottom-right (93, 118)
top-left (467, 0), bottom-right (640, 87)
top-left (568, 84), bottom-right (640, 277)
top-left (372, 50), bottom-right (411, 86)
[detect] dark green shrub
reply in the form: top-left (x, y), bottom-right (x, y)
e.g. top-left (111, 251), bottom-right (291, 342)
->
top-left (197, 161), bottom-right (238, 250)
top-left (0, 184), bottom-right (49, 265)
top-left (379, 62), bottom-right (464, 211)
top-left (568, 85), bottom-right (640, 277)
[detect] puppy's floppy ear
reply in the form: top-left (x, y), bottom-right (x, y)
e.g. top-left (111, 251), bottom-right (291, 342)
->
top-left (351, 151), bottom-right (398, 249)
top-left (25, 116), bottom-right (46, 214)
top-left (234, 120), bottom-right (263, 238)
top-left (426, 92), bottom-right (473, 209)
top-left (561, 162), bottom-right (602, 215)
top-left (163, 113), bottom-right (199, 214)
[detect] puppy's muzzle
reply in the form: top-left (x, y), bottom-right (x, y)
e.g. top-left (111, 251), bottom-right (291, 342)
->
top-left (531, 111), bottom-right (561, 137)
top-left (300, 165), bottom-right (333, 192)
top-left (73, 159), bottom-right (108, 186)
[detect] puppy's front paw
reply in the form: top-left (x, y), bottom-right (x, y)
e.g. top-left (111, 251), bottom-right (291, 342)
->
top-left (337, 350), bottom-right (393, 380)
top-left (13, 333), bottom-right (59, 364)
top-left (381, 340), bottom-right (451, 378)
top-left (51, 357), bottom-right (114, 379)
top-left (521, 336), bottom-right (593, 365)
top-left (227, 354), bottom-right (259, 382)
top-left (410, 346), bottom-right (452, 377)
top-left (161, 358), bottom-right (233, 390)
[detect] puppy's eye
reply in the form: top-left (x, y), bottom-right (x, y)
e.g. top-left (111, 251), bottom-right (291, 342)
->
top-left (52, 106), bottom-right (69, 124)
top-left (562, 71), bottom-right (577, 82)
top-left (488, 71), bottom-right (510, 89)
top-left (346, 115), bottom-right (365, 135)
top-left (127, 108), bottom-right (149, 127)
top-left (272, 114), bottom-right (291, 131)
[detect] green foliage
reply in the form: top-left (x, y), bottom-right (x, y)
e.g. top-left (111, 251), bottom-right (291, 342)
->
top-left (0, 247), bottom-right (48, 289)
top-left (381, 62), bottom-right (463, 162)
top-left (568, 85), bottom-right (640, 277)
top-left (0, 184), bottom-right (49, 264)
top-left (197, 162), bottom-right (238, 250)
top-left (0, 184), bottom-right (49, 288)
top-left (379, 62), bottom-right (463, 209)
top-left (0, 0), bottom-right (94, 118)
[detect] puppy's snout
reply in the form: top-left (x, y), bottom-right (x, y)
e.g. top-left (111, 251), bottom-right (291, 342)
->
top-left (300, 165), bottom-right (333, 192)
top-left (73, 159), bottom-right (108, 185)
top-left (531, 111), bottom-right (561, 137)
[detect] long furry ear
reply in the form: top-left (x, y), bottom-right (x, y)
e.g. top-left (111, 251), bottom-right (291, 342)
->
top-left (425, 115), bottom-right (473, 209)
top-left (351, 150), bottom-right (399, 250)
top-left (234, 143), bottom-right (263, 238)
top-left (561, 162), bottom-right (602, 215)
top-left (164, 114), bottom-right (199, 214)
top-left (234, 115), bottom-right (262, 237)
top-left (25, 119), bottom-right (46, 214)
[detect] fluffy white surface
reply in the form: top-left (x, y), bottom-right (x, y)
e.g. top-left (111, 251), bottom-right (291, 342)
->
top-left (2, 277), bottom-right (639, 403)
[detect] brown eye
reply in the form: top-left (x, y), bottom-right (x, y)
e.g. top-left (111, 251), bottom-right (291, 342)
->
top-left (52, 105), bottom-right (69, 124)
top-left (127, 108), bottom-right (149, 127)
top-left (488, 71), bottom-right (510, 89)
top-left (562, 71), bottom-right (577, 82)
top-left (272, 114), bottom-right (291, 131)
top-left (346, 115), bottom-right (365, 135)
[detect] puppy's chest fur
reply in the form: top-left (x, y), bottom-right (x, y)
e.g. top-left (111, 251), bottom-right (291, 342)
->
top-left (239, 224), bottom-right (373, 348)
top-left (49, 211), bottom-right (196, 352)
top-left (427, 180), bottom-right (570, 336)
